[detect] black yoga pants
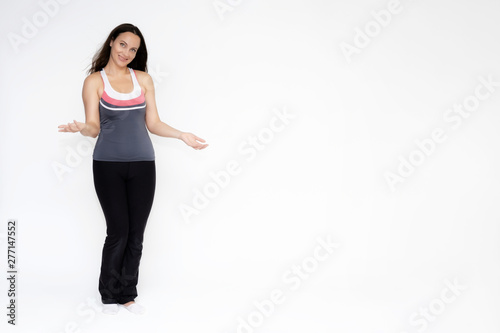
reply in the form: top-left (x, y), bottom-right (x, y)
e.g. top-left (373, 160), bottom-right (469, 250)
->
top-left (92, 160), bottom-right (156, 304)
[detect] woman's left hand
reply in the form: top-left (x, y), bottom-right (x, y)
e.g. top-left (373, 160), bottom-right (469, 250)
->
top-left (179, 132), bottom-right (209, 150)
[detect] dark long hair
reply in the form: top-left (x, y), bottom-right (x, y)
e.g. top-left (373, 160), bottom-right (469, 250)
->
top-left (87, 23), bottom-right (148, 75)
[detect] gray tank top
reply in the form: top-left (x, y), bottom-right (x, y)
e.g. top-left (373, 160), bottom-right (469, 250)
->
top-left (92, 67), bottom-right (155, 161)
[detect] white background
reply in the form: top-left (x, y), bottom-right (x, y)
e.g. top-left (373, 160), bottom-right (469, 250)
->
top-left (1, 0), bottom-right (500, 332)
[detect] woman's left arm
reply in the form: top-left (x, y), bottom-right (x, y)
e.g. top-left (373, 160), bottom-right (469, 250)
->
top-left (143, 72), bottom-right (208, 150)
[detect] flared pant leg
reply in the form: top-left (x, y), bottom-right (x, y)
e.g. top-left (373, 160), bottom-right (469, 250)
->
top-left (92, 160), bottom-right (156, 304)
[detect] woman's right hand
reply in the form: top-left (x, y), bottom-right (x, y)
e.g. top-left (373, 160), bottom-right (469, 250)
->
top-left (58, 120), bottom-right (87, 133)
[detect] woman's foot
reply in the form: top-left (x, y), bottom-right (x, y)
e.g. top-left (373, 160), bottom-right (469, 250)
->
top-left (102, 303), bottom-right (119, 315)
top-left (120, 301), bottom-right (146, 315)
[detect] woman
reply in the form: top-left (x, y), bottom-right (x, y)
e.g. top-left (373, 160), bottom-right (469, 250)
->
top-left (58, 23), bottom-right (208, 315)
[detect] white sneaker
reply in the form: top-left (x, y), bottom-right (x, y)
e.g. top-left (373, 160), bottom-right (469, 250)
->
top-left (102, 303), bottom-right (119, 315)
top-left (121, 302), bottom-right (146, 315)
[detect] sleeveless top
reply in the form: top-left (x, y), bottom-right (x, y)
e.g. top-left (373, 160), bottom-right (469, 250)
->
top-left (92, 67), bottom-right (155, 162)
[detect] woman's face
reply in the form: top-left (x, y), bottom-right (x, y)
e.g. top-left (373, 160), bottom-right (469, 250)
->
top-left (109, 32), bottom-right (141, 67)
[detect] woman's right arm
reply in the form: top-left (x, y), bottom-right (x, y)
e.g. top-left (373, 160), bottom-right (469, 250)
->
top-left (58, 74), bottom-right (101, 137)
top-left (80, 74), bottom-right (100, 138)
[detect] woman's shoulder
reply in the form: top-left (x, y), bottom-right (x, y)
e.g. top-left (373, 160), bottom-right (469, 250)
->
top-left (82, 71), bottom-right (104, 96)
top-left (132, 69), bottom-right (151, 80)
top-left (132, 69), bottom-right (154, 88)
top-left (85, 71), bottom-right (103, 83)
